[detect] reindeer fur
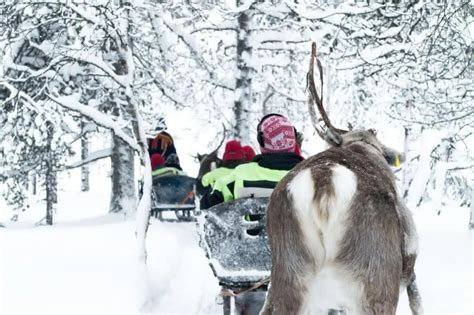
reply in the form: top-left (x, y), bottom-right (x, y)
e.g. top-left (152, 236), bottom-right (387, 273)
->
top-left (261, 130), bottom-right (421, 315)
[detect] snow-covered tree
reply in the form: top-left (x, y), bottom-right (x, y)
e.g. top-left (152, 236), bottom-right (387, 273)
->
top-left (0, 0), bottom-right (174, 258)
top-left (0, 3), bottom-right (75, 224)
top-left (302, 0), bottom-right (474, 208)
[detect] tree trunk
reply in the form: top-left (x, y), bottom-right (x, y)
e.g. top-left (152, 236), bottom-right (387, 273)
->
top-left (402, 96), bottom-right (419, 201)
top-left (45, 121), bottom-right (56, 225)
top-left (81, 119), bottom-right (90, 192)
top-left (234, 1), bottom-right (253, 143)
top-left (30, 172), bottom-right (37, 195)
top-left (109, 130), bottom-right (136, 214)
top-left (469, 190), bottom-right (474, 230)
top-left (107, 2), bottom-right (138, 216)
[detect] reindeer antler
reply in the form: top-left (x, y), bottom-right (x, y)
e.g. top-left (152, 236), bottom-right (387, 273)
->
top-left (306, 42), bottom-right (346, 139)
top-left (211, 123), bottom-right (227, 155)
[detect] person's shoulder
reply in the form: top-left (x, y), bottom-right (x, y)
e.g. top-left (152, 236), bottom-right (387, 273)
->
top-left (204, 166), bottom-right (230, 177)
top-left (234, 161), bottom-right (258, 171)
top-left (162, 166), bottom-right (186, 175)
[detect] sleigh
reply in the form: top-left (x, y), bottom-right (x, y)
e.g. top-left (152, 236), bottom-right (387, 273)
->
top-left (150, 175), bottom-right (197, 221)
top-left (197, 196), bottom-right (272, 314)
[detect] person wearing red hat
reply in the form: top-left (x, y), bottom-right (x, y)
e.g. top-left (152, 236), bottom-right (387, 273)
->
top-left (198, 140), bottom-right (246, 197)
top-left (150, 153), bottom-right (185, 177)
top-left (242, 145), bottom-right (256, 161)
top-left (201, 114), bottom-right (304, 209)
top-left (147, 130), bottom-right (183, 171)
top-left (151, 154), bottom-right (166, 170)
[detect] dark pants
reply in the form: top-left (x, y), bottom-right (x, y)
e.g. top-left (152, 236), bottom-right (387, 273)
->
top-left (234, 291), bottom-right (266, 315)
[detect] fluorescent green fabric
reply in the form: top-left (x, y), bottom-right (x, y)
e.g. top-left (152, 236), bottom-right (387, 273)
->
top-left (212, 162), bottom-right (289, 202)
top-left (152, 167), bottom-right (186, 177)
top-left (201, 167), bottom-right (234, 188)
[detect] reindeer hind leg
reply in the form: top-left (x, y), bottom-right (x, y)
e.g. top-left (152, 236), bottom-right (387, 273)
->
top-left (407, 274), bottom-right (423, 315)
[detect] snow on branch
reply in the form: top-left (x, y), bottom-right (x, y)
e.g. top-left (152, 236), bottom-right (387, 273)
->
top-left (337, 43), bottom-right (410, 70)
top-left (267, 81), bottom-right (305, 103)
top-left (67, 148), bottom-right (112, 169)
top-left (46, 94), bottom-right (139, 151)
top-left (0, 81), bottom-right (52, 116)
top-left (149, 11), bottom-right (234, 91)
top-left (5, 37), bottom-right (129, 88)
top-left (377, 25), bottom-right (404, 39)
top-left (60, 50), bottom-right (129, 87)
top-left (190, 20), bottom-right (238, 34)
top-left (61, 0), bottom-right (102, 25)
top-left (250, 30), bottom-right (309, 46)
top-left (286, 2), bottom-right (383, 21)
top-left (223, 0), bottom-right (256, 14)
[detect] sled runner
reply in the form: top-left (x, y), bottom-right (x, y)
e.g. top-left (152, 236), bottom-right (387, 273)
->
top-left (151, 175), bottom-right (197, 221)
top-left (198, 197), bottom-right (271, 314)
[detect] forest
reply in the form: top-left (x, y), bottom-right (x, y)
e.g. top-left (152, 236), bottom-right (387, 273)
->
top-left (1, 0), bottom-right (472, 225)
top-left (0, 1), bottom-right (473, 314)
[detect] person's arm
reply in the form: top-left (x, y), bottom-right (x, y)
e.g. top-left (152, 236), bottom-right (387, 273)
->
top-left (196, 178), bottom-right (211, 197)
top-left (200, 174), bottom-right (235, 209)
top-left (200, 189), bottom-right (225, 210)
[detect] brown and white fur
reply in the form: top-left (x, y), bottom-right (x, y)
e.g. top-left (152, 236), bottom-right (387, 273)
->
top-left (260, 43), bottom-right (422, 315)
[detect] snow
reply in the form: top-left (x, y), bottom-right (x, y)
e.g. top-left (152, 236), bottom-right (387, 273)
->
top-left (378, 25), bottom-right (404, 39)
top-left (0, 166), bottom-right (221, 314)
top-left (46, 94), bottom-right (139, 151)
top-left (407, 129), bottom-right (447, 207)
top-left (287, 3), bottom-right (383, 21)
top-left (1, 165), bottom-right (473, 314)
top-left (1, 2), bottom-right (473, 314)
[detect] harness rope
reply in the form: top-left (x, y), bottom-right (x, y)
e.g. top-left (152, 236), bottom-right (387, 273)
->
top-left (220, 276), bottom-right (270, 297)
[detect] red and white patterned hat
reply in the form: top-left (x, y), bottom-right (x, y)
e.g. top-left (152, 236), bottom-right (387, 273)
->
top-left (259, 115), bottom-right (296, 154)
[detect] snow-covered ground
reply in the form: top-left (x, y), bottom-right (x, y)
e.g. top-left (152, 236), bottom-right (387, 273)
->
top-left (1, 166), bottom-right (473, 315)
top-left (0, 189), bottom-right (222, 315)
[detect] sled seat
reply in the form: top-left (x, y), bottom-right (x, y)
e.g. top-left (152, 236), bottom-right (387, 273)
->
top-left (151, 175), bottom-right (196, 220)
top-left (198, 197), bottom-right (271, 289)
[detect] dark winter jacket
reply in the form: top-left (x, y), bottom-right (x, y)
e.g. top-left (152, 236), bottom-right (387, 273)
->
top-left (200, 153), bottom-right (303, 209)
top-left (148, 131), bottom-right (182, 170)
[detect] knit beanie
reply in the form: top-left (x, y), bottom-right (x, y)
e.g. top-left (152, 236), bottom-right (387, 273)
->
top-left (150, 154), bottom-right (165, 170)
top-left (242, 145), bottom-right (256, 161)
top-left (222, 140), bottom-right (244, 161)
top-left (258, 115), bottom-right (297, 154)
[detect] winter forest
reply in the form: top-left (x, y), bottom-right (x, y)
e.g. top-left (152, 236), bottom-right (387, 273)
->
top-left (0, 0), bottom-right (473, 314)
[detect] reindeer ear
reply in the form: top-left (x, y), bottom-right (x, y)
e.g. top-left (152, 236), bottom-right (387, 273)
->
top-left (383, 147), bottom-right (404, 167)
top-left (325, 129), bottom-right (343, 146)
top-left (197, 153), bottom-right (203, 162)
top-left (368, 128), bottom-right (377, 136)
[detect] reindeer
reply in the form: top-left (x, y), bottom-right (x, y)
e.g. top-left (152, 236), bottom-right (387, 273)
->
top-left (195, 124), bottom-right (227, 196)
top-left (260, 43), bottom-right (422, 315)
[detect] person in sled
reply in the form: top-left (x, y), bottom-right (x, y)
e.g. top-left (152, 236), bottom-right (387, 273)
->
top-left (150, 153), bottom-right (186, 177)
top-left (147, 125), bottom-right (183, 171)
top-left (200, 114), bottom-right (304, 209)
top-left (242, 145), bottom-right (256, 161)
top-left (197, 140), bottom-right (246, 196)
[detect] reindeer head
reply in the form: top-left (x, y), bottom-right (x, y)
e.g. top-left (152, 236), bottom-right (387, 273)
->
top-left (196, 151), bottom-right (222, 179)
top-left (307, 42), bottom-right (403, 168)
top-left (196, 124), bottom-right (227, 179)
